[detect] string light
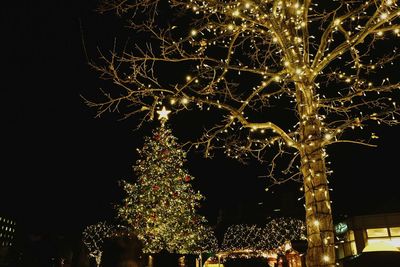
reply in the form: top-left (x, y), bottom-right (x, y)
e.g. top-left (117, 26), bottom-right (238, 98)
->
top-left (82, 222), bottom-right (116, 267)
top-left (221, 217), bottom-right (306, 252)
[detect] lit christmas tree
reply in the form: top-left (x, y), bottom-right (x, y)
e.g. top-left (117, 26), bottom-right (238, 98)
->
top-left (117, 108), bottom-right (216, 254)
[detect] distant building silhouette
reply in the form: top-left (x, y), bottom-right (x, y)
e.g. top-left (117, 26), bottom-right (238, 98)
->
top-left (0, 215), bottom-right (16, 266)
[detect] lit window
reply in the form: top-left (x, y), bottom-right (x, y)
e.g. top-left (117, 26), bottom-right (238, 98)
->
top-left (391, 237), bottom-right (400, 247)
top-left (348, 230), bottom-right (355, 241)
top-left (390, 227), bottom-right (400, 237)
top-left (368, 238), bottom-right (391, 244)
top-left (367, 228), bottom-right (389, 238)
top-left (350, 241), bottom-right (357, 254)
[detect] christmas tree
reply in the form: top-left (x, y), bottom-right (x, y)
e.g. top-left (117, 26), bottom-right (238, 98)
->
top-left (117, 107), bottom-right (216, 254)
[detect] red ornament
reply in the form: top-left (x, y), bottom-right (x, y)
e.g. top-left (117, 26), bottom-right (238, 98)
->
top-left (152, 185), bottom-right (160, 191)
top-left (184, 175), bottom-right (191, 182)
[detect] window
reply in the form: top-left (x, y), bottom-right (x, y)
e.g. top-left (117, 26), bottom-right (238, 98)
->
top-left (336, 230), bottom-right (357, 259)
top-left (366, 226), bottom-right (400, 249)
top-left (366, 228), bottom-right (389, 238)
top-left (390, 237), bottom-right (400, 247)
top-left (390, 227), bottom-right (400, 237)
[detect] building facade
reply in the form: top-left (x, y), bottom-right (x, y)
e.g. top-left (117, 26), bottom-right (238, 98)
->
top-left (0, 215), bottom-right (16, 266)
top-left (335, 212), bottom-right (400, 260)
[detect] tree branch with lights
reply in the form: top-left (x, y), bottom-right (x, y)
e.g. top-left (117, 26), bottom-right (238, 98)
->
top-left (85, 1), bottom-right (400, 266)
top-left (82, 221), bottom-right (116, 267)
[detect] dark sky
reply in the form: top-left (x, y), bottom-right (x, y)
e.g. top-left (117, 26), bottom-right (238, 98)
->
top-left (2, 1), bottom-right (400, 236)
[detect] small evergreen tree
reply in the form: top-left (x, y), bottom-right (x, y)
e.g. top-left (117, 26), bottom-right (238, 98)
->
top-left (117, 113), bottom-right (215, 254)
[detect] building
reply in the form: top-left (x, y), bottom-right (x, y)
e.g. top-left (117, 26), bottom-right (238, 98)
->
top-left (334, 212), bottom-right (400, 260)
top-left (0, 215), bottom-right (16, 266)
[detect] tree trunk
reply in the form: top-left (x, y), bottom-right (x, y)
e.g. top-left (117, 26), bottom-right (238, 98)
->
top-left (299, 119), bottom-right (335, 267)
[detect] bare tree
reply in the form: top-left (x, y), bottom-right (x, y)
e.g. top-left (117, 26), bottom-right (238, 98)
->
top-left (84, 1), bottom-right (400, 266)
top-left (82, 222), bottom-right (115, 267)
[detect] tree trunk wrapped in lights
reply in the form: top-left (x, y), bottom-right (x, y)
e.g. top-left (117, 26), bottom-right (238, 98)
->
top-left (85, 1), bottom-right (400, 266)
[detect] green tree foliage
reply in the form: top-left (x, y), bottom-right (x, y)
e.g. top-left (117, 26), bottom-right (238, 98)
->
top-left (117, 123), bottom-right (217, 254)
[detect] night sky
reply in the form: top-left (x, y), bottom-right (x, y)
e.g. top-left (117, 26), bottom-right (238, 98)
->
top-left (2, 1), bottom-right (400, 236)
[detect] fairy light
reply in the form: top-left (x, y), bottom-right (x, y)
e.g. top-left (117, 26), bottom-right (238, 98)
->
top-left (380, 13), bottom-right (388, 20)
top-left (181, 97), bottom-right (189, 104)
top-left (324, 133), bottom-right (332, 141)
top-left (190, 29), bottom-right (198, 36)
top-left (221, 217), bottom-right (306, 252)
top-left (82, 222), bottom-right (115, 267)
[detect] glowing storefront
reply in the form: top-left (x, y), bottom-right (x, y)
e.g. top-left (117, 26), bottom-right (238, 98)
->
top-left (334, 212), bottom-right (400, 259)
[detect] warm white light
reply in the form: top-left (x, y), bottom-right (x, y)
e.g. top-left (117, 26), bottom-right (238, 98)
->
top-left (157, 106), bottom-right (171, 121)
top-left (334, 18), bottom-right (341, 26)
top-left (181, 98), bottom-right (189, 104)
top-left (380, 13), bottom-right (388, 20)
top-left (323, 255), bottom-right (330, 262)
top-left (190, 29), bottom-right (197, 36)
top-left (324, 133), bottom-right (332, 140)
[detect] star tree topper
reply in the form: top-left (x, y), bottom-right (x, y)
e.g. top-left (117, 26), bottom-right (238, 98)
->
top-left (156, 106), bottom-right (171, 125)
